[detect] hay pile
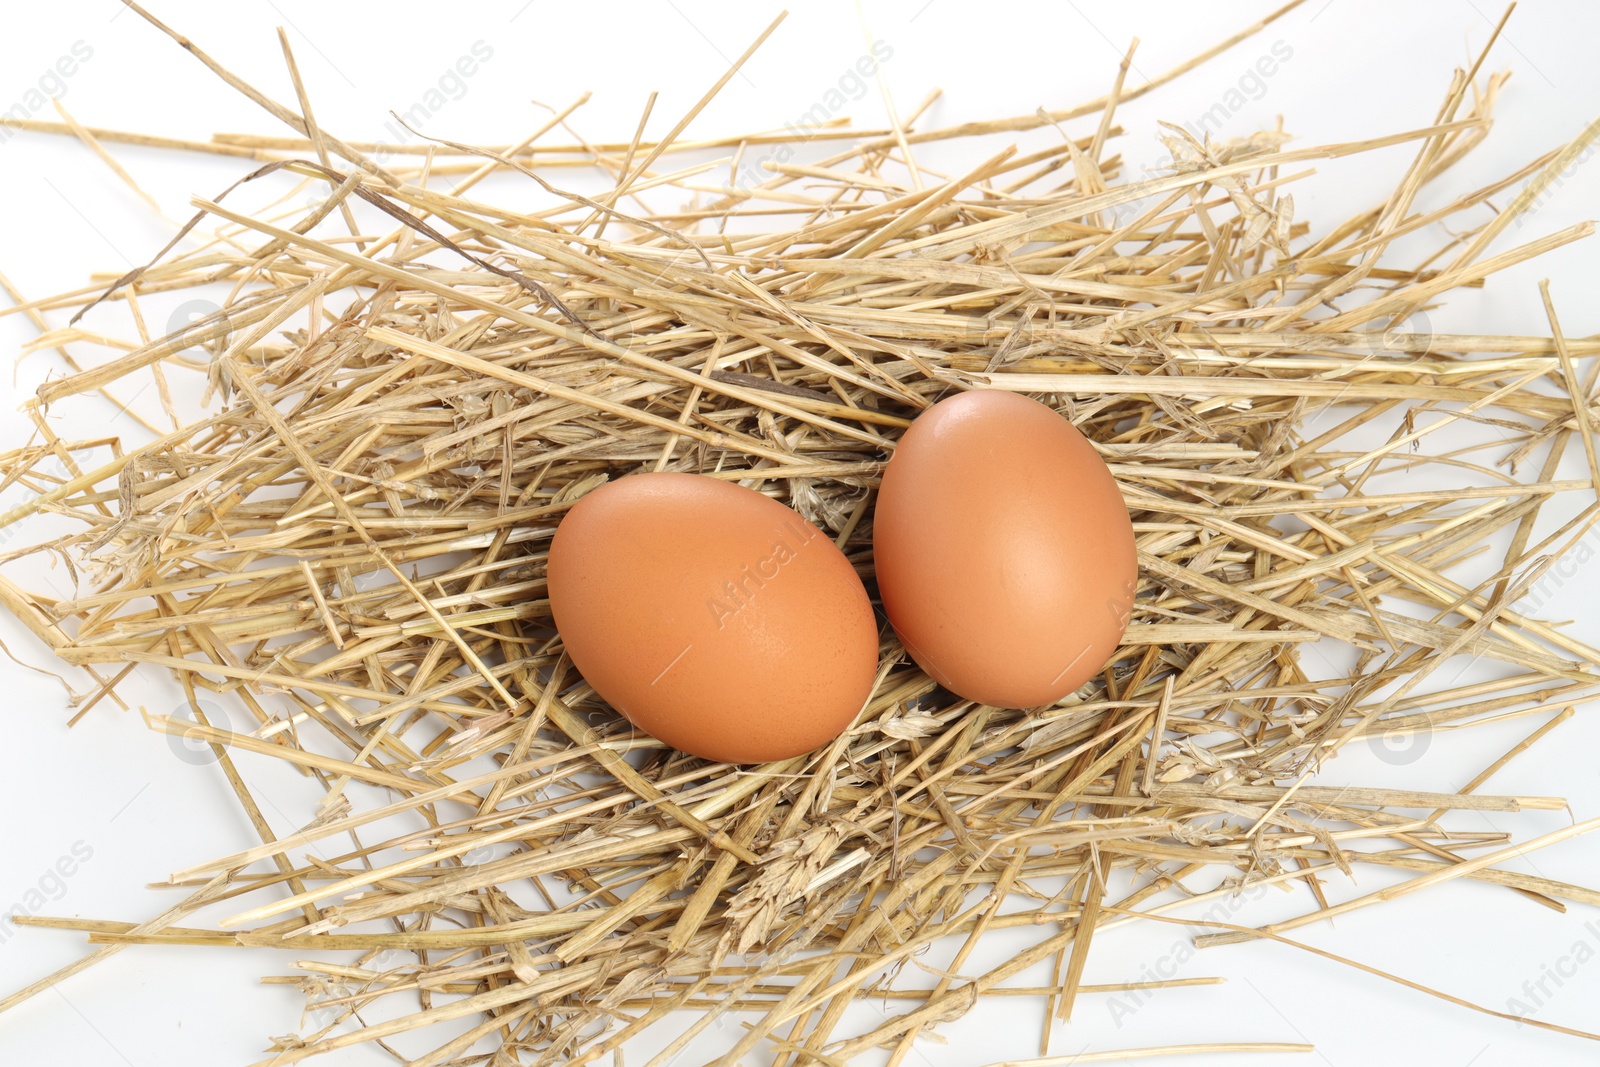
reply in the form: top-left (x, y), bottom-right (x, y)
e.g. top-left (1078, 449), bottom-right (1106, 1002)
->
top-left (3, 3), bottom-right (1599, 1063)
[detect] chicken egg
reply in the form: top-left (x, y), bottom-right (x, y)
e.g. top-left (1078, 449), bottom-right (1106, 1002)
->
top-left (547, 472), bottom-right (879, 763)
top-left (872, 390), bottom-right (1136, 708)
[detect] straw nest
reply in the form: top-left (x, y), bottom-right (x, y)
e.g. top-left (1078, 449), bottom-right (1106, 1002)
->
top-left (3, 3), bottom-right (1599, 1064)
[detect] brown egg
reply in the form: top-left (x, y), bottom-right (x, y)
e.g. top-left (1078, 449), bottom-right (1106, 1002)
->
top-left (872, 390), bottom-right (1136, 708)
top-left (547, 472), bottom-right (878, 763)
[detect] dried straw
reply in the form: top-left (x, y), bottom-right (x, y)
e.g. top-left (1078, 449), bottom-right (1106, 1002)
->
top-left (3, 2), bottom-right (1599, 1063)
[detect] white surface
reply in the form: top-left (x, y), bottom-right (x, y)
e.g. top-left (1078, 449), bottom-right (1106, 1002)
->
top-left (2, 2), bottom-right (1600, 1065)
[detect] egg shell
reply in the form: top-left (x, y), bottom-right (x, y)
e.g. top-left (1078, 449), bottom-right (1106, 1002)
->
top-left (547, 472), bottom-right (879, 763)
top-left (872, 390), bottom-right (1137, 708)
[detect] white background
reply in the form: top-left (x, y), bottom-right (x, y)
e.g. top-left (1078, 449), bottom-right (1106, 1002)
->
top-left (2, 2), bottom-right (1600, 1065)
